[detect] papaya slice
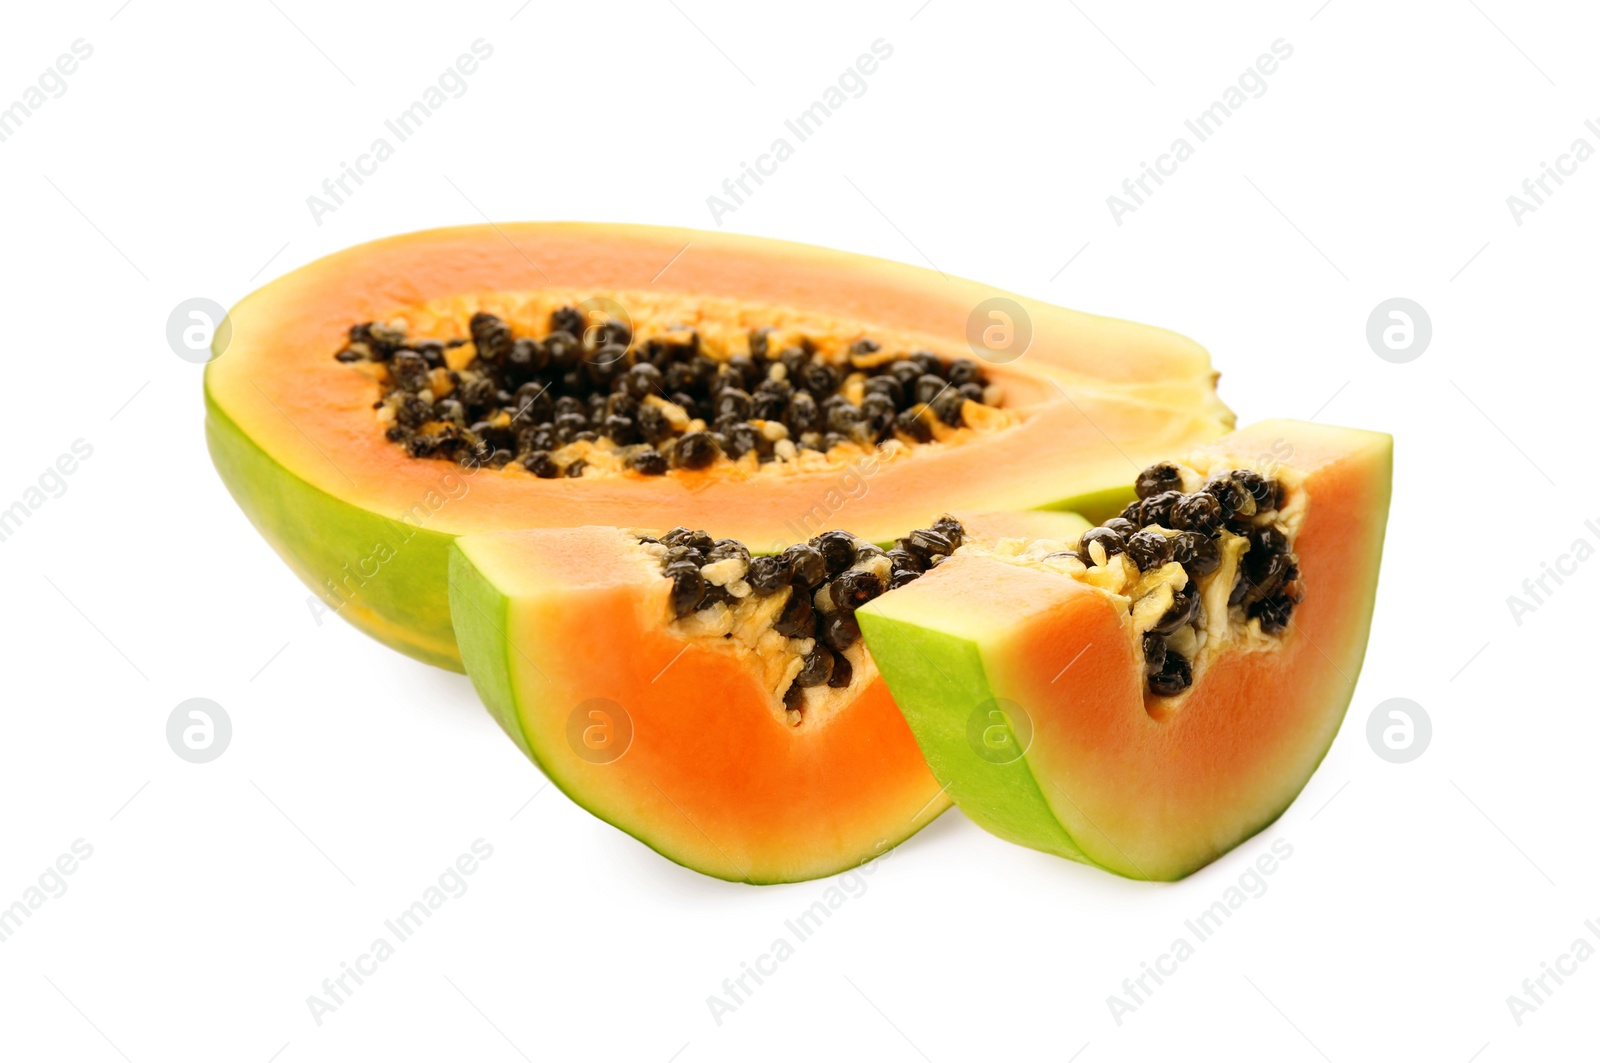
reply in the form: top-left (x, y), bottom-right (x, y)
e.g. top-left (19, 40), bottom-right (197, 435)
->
top-left (448, 511), bottom-right (1090, 883)
top-left (205, 223), bottom-right (1232, 670)
top-left (858, 420), bottom-right (1392, 881)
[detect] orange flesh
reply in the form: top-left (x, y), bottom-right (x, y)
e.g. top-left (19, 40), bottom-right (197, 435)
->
top-left (457, 527), bottom-right (949, 883)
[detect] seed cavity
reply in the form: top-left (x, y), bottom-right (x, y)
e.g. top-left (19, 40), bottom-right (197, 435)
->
top-left (336, 307), bottom-right (1011, 480)
top-left (980, 463), bottom-right (1303, 705)
top-left (638, 517), bottom-right (964, 725)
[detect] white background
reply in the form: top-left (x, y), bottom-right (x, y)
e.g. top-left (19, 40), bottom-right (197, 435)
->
top-left (0, 1), bottom-right (1593, 1059)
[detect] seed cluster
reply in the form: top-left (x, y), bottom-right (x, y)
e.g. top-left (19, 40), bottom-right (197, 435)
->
top-left (1085, 462), bottom-right (1302, 698)
top-left (639, 518), bottom-right (964, 715)
top-left (335, 309), bottom-right (999, 478)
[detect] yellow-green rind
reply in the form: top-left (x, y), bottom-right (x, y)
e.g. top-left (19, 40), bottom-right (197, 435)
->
top-left (206, 392), bottom-right (463, 671)
top-left (853, 613), bottom-right (1090, 864)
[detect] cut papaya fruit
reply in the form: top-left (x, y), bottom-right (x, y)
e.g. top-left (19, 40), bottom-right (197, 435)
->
top-left (858, 420), bottom-right (1392, 881)
top-left (205, 223), bottom-right (1232, 670)
top-left (448, 511), bottom-right (1090, 883)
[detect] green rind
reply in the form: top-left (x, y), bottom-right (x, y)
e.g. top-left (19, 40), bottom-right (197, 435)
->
top-left (856, 612), bottom-right (1089, 864)
top-left (1039, 484), bottom-right (1134, 525)
top-left (445, 545), bottom-right (534, 758)
top-left (204, 392), bottom-right (462, 671)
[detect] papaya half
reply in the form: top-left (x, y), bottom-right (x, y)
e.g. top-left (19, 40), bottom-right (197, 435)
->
top-left (204, 223), bottom-right (1233, 670)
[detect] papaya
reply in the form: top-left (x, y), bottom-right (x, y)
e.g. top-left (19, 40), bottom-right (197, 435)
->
top-left (204, 223), bottom-right (1232, 670)
top-left (449, 511), bottom-right (1091, 883)
top-left (859, 420), bottom-right (1392, 880)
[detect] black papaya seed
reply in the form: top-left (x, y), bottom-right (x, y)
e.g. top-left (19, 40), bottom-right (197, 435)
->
top-left (1142, 631), bottom-right (1167, 675)
top-left (821, 611), bottom-right (861, 652)
top-left (1147, 649), bottom-right (1192, 697)
top-left (667, 565), bottom-right (704, 616)
top-left (914, 374), bottom-right (948, 406)
top-left (1205, 475), bottom-right (1252, 519)
top-left (1125, 530), bottom-right (1173, 571)
top-left (886, 547), bottom-right (925, 576)
top-left (863, 376), bottom-right (904, 406)
top-left (829, 569), bottom-right (885, 612)
top-left (853, 542), bottom-right (887, 565)
top-left (887, 359), bottom-right (922, 389)
top-left (1152, 589), bottom-right (1199, 636)
top-left (1138, 490), bottom-right (1183, 528)
top-left (1078, 526), bottom-right (1127, 566)
top-left (627, 446), bottom-right (668, 476)
top-left (1249, 590), bottom-right (1298, 634)
top-left (1229, 567), bottom-right (1250, 606)
top-left (674, 431), bottom-right (719, 470)
top-left (935, 390), bottom-right (969, 426)
top-left (549, 306), bottom-right (584, 336)
top-left (1242, 551), bottom-right (1295, 606)
top-left (1170, 531), bottom-right (1219, 577)
top-left (773, 587), bottom-right (815, 637)
top-left (782, 544), bottom-right (828, 588)
top-left (664, 528), bottom-right (714, 551)
top-left (814, 531), bottom-right (858, 576)
top-left (795, 645), bottom-right (835, 687)
top-left (1168, 493), bottom-right (1223, 536)
top-left (901, 527), bottom-right (957, 561)
top-left (707, 539), bottom-right (750, 565)
top-left (827, 650), bottom-right (854, 688)
top-left (894, 407), bottom-right (933, 443)
top-left (1102, 516), bottom-right (1139, 539)
top-left (746, 554), bottom-right (791, 595)
top-left (1231, 468), bottom-right (1275, 508)
top-left (1249, 526), bottom-right (1290, 558)
top-left (522, 451), bottom-right (560, 478)
top-left (947, 358), bottom-right (981, 385)
top-left (931, 516), bottom-right (964, 547)
top-left (1134, 462), bottom-right (1184, 499)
